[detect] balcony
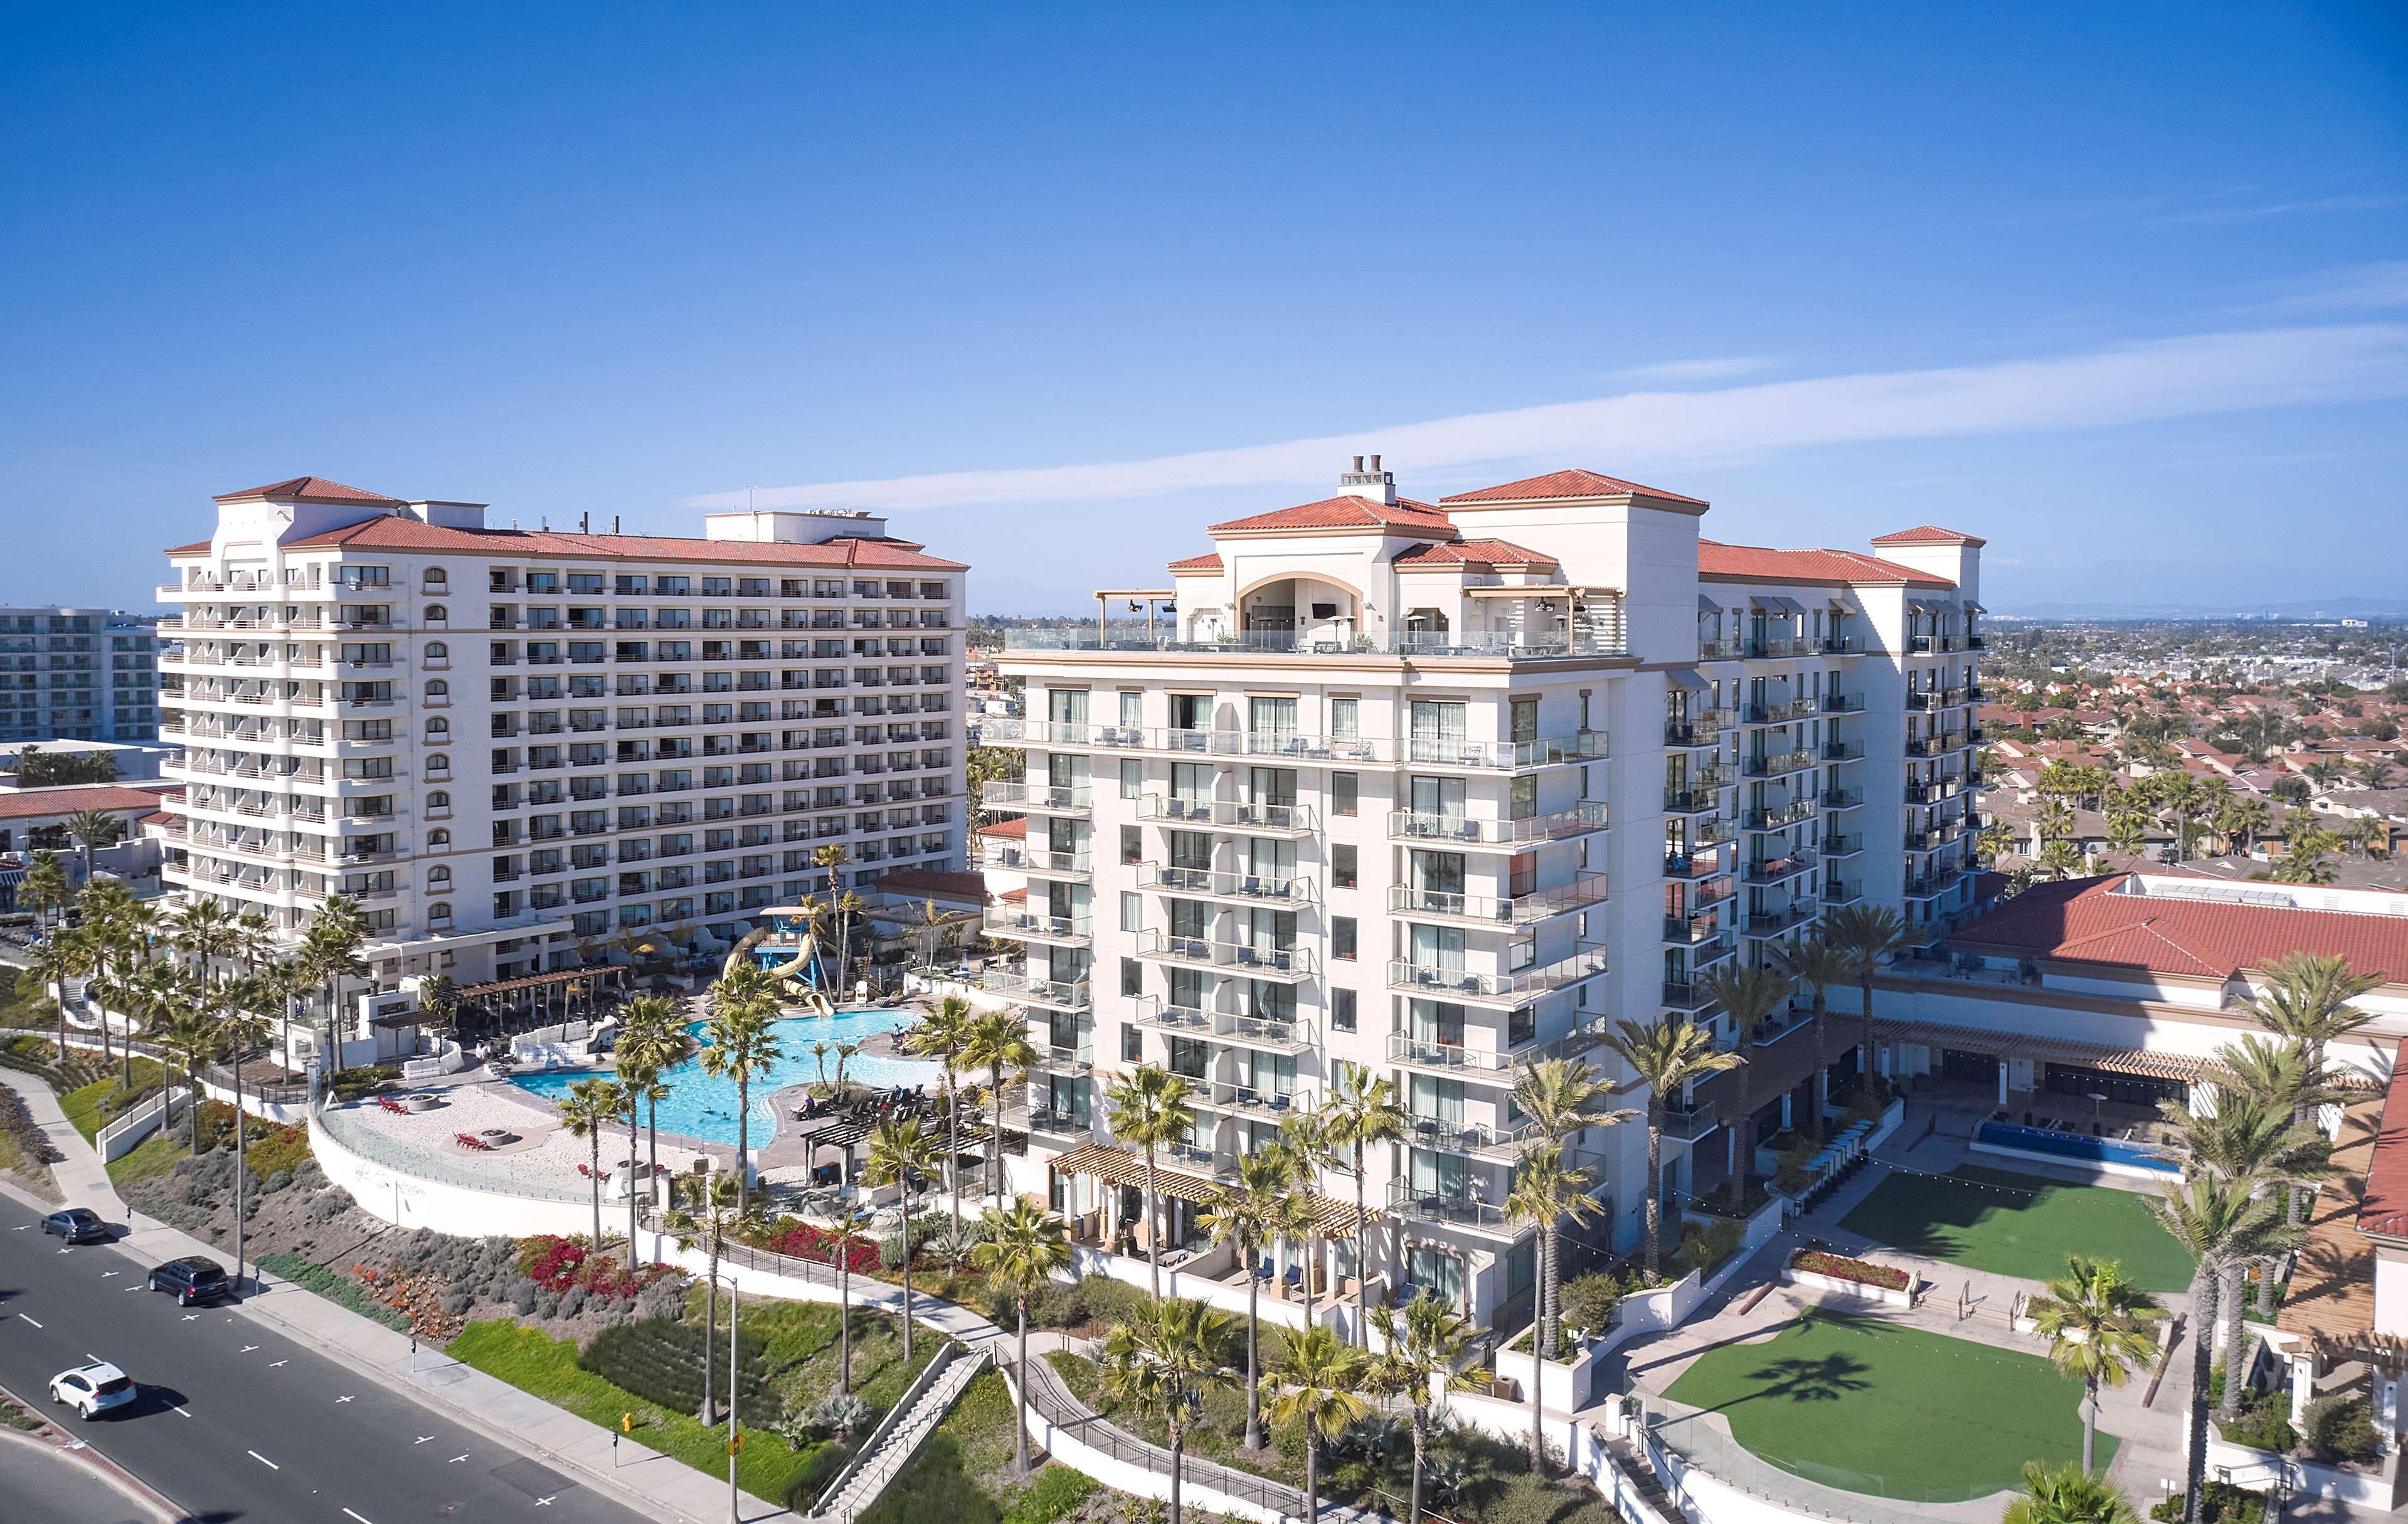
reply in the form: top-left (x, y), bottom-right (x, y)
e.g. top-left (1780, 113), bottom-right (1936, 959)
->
top-left (1000, 1104), bottom-right (1090, 1141)
top-left (1903, 870), bottom-right (1964, 900)
top-left (1001, 628), bottom-right (1627, 663)
top-left (1388, 874), bottom-right (1610, 927)
top-left (985, 719), bottom-right (1389, 765)
top-left (1903, 778), bottom-right (1965, 806)
top-left (1822, 835), bottom-right (1862, 859)
top-left (1386, 800), bottom-right (1608, 848)
top-left (1905, 734), bottom-right (1968, 758)
top-left (986, 844), bottom-right (1093, 881)
top-left (1742, 697), bottom-right (1818, 725)
top-left (1131, 1002), bottom-right (1216, 1039)
top-left (1662, 781), bottom-right (1726, 815)
top-left (979, 970), bottom-right (1091, 1010)
top-left (979, 781), bottom-right (1091, 817)
top-left (1744, 854), bottom-right (1814, 886)
top-left (1135, 864), bottom-right (1315, 908)
top-left (1823, 880), bottom-right (1864, 907)
top-left (1743, 749), bottom-right (1816, 778)
top-left (1822, 692), bottom-right (1864, 714)
top-left (1662, 851), bottom-right (1727, 881)
top-left (1135, 930), bottom-right (1315, 982)
top-left (1656, 1101), bottom-right (1721, 1144)
top-left (1906, 687), bottom-right (1969, 712)
top-left (1385, 1177), bottom-right (1515, 1232)
top-left (1822, 788), bottom-right (1864, 810)
top-left (1137, 795), bottom-right (1317, 837)
top-left (1741, 798), bottom-right (1815, 832)
top-left (1663, 711), bottom-right (1730, 748)
top-left (982, 907), bottom-right (1093, 946)
top-left (1211, 1010), bottom-right (1315, 1054)
top-left (1202, 1081), bottom-right (1315, 1123)
top-left (1399, 731), bottom-right (1608, 771)
top-left (1384, 948), bottom-right (1608, 1005)
top-left (1741, 904), bottom-right (1820, 938)
top-left (1036, 1044), bottom-right (1095, 1076)
top-left (1822, 741), bottom-right (1862, 763)
top-left (1662, 911), bottom-right (1722, 945)
top-left (1401, 1113), bottom-right (1522, 1159)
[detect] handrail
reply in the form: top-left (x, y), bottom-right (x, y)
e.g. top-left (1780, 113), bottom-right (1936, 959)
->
top-left (810, 1341), bottom-right (967, 1519)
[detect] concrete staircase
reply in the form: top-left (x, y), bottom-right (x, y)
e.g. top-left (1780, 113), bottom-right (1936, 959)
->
top-left (809, 1344), bottom-right (990, 1523)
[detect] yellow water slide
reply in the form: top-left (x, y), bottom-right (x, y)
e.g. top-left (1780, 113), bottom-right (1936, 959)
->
top-left (724, 921), bottom-right (836, 1017)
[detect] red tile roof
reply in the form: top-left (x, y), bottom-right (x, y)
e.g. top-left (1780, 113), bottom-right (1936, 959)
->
top-left (163, 539), bottom-right (213, 557)
top-left (977, 817), bottom-right (1028, 839)
top-left (1207, 495), bottom-right (1453, 536)
top-left (1392, 538), bottom-right (1560, 568)
top-left (2357, 1065), bottom-right (2408, 1239)
top-left (0, 785), bottom-right (174, 822)
top-left (1870, 525), bottom-right (1987, 548)
top-left (213, 476), bottom-right (406, 507)
top-left (1440, 469), bottom-right (1707, 507)
top-left (1697, 539), bottom-right (1955, 588)
top-left (871, 867), bottom-right (990, 905)
top-left (267, 515), bottom-right (966, 570)
top-left (1953, 874), bottom-right (2408, 985)
top-left (1167, 552), bottom-right (1223, 572)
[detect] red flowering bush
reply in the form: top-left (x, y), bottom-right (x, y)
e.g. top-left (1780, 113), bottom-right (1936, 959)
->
top-left (751, 1217), bottom-right (880, 1273)
top-left (1790, 1248), bottom-right (1910, 1290)
top-left (514, 1235), bottom-right (676, 1302)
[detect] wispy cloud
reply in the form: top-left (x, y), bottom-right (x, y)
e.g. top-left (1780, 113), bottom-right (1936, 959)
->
top-left (2261, 262), bottom-right (2408, 314)
top-left (1612, 355), bottom-right (1784, 383)
top-left (682, 324), bottom-right (2408, 513)
top-left (2161, 192), bottom-right (2408, 223)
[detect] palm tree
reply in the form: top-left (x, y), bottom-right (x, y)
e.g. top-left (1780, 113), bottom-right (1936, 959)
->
top-left (2244, 952), bottom-right (2380, 1096)
top-left (1100, 1297), bottom-right (1231, 1524)
top-left (2034, 798), bottom-right (2077, 845)
top-left (556, 1077), bottom-right (629, 1252)
top-left (21, 850), bottom-right (69, 936)
top-left (1102, 1063), bottom-right (1196, 1296)
top-left (971, 1199), bottom-right (1073, 1474)
top-left (963, 1007), bottom-right (1036, 1204)
top-left (170, 894), bottom-right (239, 981)
top-left (2036, 837), bottom-right (2087, 881)
top-left (1823, 902), bottom-right (1910, 1080)
top-left (216, 997), bottom-right (273, 1293)
top-left (300, 902), bottom-right (368, 1079)
top-left (616, 993), bottom-right (687, 1173)
top-left (148, 995), bottom-right (221, 1155)
top-left (663, 1171), bottom-right (769, 1426)
top-left (899, 897), bottom-right (955, 970)
top-left (1703, 960), bottom-right (1788, 1183)
top-left (609, 1041), bottom-right (657, 1270)
top-left (1505, 1141), bottom-right (1592, 1473)
top-left (903, 995), bottom-right (977, 1213)
top-left (1200, 1148), bottom-right (1307, 1451)
top-left (812, 844), bottom-right (854, 987)
top-left (1511, 1057), bottom-right (1633, 1356)
top-left (1600, 1013), bottom-right (1741, 1281)
top-left (2028, 1254), bottom-right (2167, 1473)
top-left (1321, 1063), bottom-right (1406, 1347)
top-left (1277, 1104), bottom-right (1337, 1325)
top-left (2002, 1461), bottom-right (2140, 1524)
top-left (698, 971), bottom-right (782, 1212)
top-left (1373, 1293), bottom-right (1484, 1524)
top-left (2160, 1086), bottom-right (2325, 1421)
top-left (1259, 1323), bottom-right (1371, 1524)
top-left (61, 808), bottom-right (122, 884)
top-left (21, 933), bottom-right (82, 1062)
top-left (863, 1113), bottom-right (941, 1363)
top-left (1774, 936), bottom-right (1855, 1073)
top-left (825, 1215), bottom-right (869, 1394)
top-left (2151, 1174), bottom-right (2295, 1524)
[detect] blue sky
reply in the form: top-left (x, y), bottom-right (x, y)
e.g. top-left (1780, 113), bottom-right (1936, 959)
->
top-left (3, 3), bottom-right (2404, 613)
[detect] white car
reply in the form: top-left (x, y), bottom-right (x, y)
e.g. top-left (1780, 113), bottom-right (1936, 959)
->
top-left (50, 1362), bottom-right (135, 1421)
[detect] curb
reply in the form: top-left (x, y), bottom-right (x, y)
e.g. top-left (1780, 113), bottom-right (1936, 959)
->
top-left (0, 1380), bottom-right (185, 1523)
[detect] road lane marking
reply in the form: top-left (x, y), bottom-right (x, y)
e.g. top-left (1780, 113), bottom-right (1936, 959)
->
top-left (413, 1436), bottom-right (433, 1444)
top-left (173, 1407), bottom-right (193, 1419)
top-left (240, 1345), bottom-right (259, 1353)
top-left (336, 1394), bottom-right (354, 1402)
top-left (268, 1359), bottom-right (287, 1368)
top-left (447, 1454), bottom-right (467, 1464)
top-left (536, 1495), bottom-right (558, 1506)
top-left (344, 1510), bottom-right (376, 1524)
top-left (19, 1316), bottom-right (41, 1328)
top-left (182, 1315), bottom-right (197, 1321)
top-left (99, 1270), bottom-right (116, 1278)
top-left (122, 1285), bottom-right (141, 1292)
top-left (248, 1450), bottom-right (280, 1470)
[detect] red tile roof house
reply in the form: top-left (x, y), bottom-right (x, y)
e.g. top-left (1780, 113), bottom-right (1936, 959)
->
top-left (0, 784), bottom-right (176, 895)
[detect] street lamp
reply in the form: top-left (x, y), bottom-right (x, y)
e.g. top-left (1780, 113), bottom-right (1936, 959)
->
top-left (706, 1269), bottom-right (743, 1523)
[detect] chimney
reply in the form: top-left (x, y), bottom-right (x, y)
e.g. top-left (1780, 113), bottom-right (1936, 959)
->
top-left (1339, 453), bottom-right (1398, 506)
top-left (612, 515), bottom-right (620, 534)
top-left (1369, 454), bottom-right (1381, 472)
top-left (1352, 455), bottom-right (1364, 472)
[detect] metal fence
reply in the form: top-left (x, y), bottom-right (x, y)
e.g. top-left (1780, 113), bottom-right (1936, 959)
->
top-left (1014, 1342), bottom-right (1312, 1517)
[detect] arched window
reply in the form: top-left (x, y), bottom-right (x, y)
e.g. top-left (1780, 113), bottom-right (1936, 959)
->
top-left (425, 679), bottom-right (449, 702)
top-left (425, 717), bottom-right (450, 739)
top-left (423, 605), bottom-right (448, 625)
top-left (425, 640), bottom-right (448, 660)
top-left (428, 828), bottom-right (451, 849)
top-left (428, 790), bottom-right (451, 811)
top-left (422, 568), bottom-right (448, 591)
top-left (427, 901), bottom-right (453, 926)
top-left (427, 865), bottom-right (452, 890)
top-left (425, 753), bottom-right (450, 778)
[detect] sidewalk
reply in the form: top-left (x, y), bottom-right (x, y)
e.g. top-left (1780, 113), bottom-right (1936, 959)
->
top-left (4, 1069), bottom-right (803, 1524)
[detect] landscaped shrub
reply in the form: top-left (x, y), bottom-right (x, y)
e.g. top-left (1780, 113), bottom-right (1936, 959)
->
top-left (328, 1064), bottom-right (400, 1103)
top-left (243, 1123), bottom-right (311, 1181)
top-left (258, 1252), bottom-right (413, 1331)
top-left (2301, 1394), bottom-right (2379, 1463)
top-left (751, 1217), bottom-right (879, 1273)
top-left (514, 1234), bottom-right (676, 1302)
top-left (1068, 1273), bottom-right (1150, 1328)
top-left (0, 1082), bottom-right (60, 1170)
top-left (1557, 1273), bottom-right (1622, 1337)
top-left (578, 1316), bottom-right (775, 1417)
top-left (999, 1465), bottom-right (1096, 1524)
top-left (2215, 1389), bottom-right (2296, 1454)
top-left (1675, 1218), bottom-right (1744, 1278)
top-left (2150, 1481), bottom-right (2266, 1523)
top-left (1789, 1247), bottom-right (1909, 1290)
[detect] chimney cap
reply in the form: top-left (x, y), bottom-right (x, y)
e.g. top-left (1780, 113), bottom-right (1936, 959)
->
top-left (1369, 453), bottom-right (1381, 472)
top-left (1352, 455), bottom-right (1364, 472)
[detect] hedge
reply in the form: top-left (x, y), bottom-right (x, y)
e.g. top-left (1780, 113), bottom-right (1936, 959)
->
top-left (1790, 1248), bottom-right (1910, 1290)
top-left (578, 1315), bottom-right (776, 1418)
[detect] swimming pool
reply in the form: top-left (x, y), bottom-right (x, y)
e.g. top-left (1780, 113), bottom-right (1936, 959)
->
top-left (511, 1008), bottom-right (941, 1148)
top-left (1975, 1121), bottom-right (2180, 1177)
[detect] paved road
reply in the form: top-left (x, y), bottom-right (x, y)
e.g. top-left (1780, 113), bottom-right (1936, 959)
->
top-left (0, 1430), bottom-right (162, 1522)
top-left (0, 1192), bottom-right (654, 1524)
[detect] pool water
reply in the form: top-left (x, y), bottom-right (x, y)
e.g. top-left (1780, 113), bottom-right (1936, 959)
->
top-left (511, 1008), bottom-right (941, 1148)
top-left (1976, 1121), bottom-right (2180, 1175)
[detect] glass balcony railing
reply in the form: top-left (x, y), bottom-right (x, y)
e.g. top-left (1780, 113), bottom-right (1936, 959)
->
top-left (1387, 874), bottom-right (1610, 926)
top-left (1386, 801), bottom-right (1608, 845)
top-left (1135, 864), bottom-right (1315, 906)
top-left (1136, 931), bottom-right (1315, 979)
top-left (1384, 948), bottom-right (1609, 1003)
top-left (1137, 795), bottom-right (1317, 835)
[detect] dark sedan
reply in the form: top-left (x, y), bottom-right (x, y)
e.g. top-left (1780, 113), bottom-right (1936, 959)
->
top-left (40, 1209), bottom-right (109, 1245)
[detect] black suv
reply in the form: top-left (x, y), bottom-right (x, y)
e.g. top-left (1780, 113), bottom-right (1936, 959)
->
top-left (147, 1257), bottom-right (231, 1306)
top-left (40, 1209), bottom-right (109, 1244)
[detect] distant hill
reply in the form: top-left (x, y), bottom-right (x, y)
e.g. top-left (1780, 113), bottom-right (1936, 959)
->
top-left (2001, 596), bottom-right (2408, 620)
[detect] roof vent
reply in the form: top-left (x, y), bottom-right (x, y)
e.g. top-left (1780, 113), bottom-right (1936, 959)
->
top-left (1339, 454), bottom-right (1398, 506)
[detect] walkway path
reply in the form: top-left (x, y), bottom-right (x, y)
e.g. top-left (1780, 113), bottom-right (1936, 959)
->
top-left (810, 1347), bottom-right (989, 1522)
top-left (1, 1069), bottom-right (804, 1524)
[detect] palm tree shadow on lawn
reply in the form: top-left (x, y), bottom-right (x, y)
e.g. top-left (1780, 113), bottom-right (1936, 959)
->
top-left (1698, 1351), bottom-right (1872, 1414)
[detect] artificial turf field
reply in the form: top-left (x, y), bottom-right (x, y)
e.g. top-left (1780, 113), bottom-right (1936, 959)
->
top-left (1660, 1311), bottom-right (2114, 1502)
top-left (1837, 1163), bottom-right (2194, 1292)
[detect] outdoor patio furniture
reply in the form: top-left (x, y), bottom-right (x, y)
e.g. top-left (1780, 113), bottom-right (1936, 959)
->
top-left (377, 1096), bottom-right (408, 1114)
top-left (453, 1133), bottom-right (491, 1151)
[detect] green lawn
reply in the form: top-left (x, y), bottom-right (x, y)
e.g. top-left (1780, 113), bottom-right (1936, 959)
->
top-left (1662, 1311), bottom-right (2113, 1502)
top-left (58, 1059), bottom-right (165, 1143)
top-left (448, 1320), bottom-right (842, 1510)
top-left (1838, 1164), bottom-right (2193, 1291)
top-left (105, 1128), bottom-right (188, 1188)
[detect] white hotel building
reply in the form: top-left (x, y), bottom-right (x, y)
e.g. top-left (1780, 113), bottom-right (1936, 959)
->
top-left (985, 460), bottom-right (1986, 1323)
top-left (159, 477), bottom-right (968, 1010)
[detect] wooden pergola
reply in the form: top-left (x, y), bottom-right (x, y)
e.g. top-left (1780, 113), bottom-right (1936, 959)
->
top-left (457, 965), bottom-right (631, 1037)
